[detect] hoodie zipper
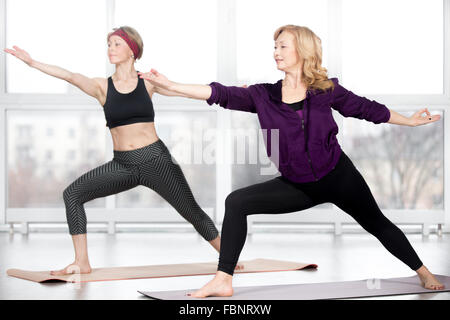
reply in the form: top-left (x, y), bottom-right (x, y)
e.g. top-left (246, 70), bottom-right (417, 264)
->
top-left (284, 98), bottom-right (318, 181)
top-left (300, 116), bottom-right (318, 181)
top-left (302, 93), bottom-right (319, 181)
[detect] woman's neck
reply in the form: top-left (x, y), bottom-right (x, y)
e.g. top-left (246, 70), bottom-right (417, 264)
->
top-left (283, 69), bottom-right (304, 89)
top-left (114, 62), bottom-right (137, 81)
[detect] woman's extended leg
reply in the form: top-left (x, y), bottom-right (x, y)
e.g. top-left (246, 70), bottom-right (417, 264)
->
top-left (189, 175), bottom-right (320, 297)
top-left (138, 142), bottom-right (220, 242)
top-left (328, 152), bottom-right (444, 290)
top-left (51, 159), bottom-right (139, 275)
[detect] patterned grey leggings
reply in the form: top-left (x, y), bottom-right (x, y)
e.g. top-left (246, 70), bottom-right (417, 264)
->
top-left (63, 139), bottom-right (219, 241)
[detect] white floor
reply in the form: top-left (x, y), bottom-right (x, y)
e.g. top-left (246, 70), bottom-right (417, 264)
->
top-left (0, 231), bottom-right (449, 300)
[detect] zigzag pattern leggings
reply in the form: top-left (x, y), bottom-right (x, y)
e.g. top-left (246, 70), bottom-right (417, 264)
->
top-left (63, 139), bottom-right (219, 241)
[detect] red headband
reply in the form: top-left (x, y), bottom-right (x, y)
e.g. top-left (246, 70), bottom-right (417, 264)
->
top-left (109, 28), bottom-right (140, 59)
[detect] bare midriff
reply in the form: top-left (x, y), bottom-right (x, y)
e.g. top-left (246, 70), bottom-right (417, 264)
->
top-left (109, 122), bottom-right (159, 151)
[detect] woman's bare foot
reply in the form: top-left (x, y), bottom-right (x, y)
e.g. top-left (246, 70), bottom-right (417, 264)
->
top-left (416, 265), bottom-right (445, 290)
top-left (187, 271), bottom-right (233, 298)
top-left (50, 260), bottom-right (92, 276)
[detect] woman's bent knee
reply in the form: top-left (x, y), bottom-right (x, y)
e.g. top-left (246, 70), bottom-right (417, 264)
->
top-left (225, 190), bottom-right (246, 212)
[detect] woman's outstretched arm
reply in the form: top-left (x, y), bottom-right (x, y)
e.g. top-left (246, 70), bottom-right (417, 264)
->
top-left (330, 77), bottom-right (441, 127)
top-left (387, 108), bottom-right (441, 127)
top-left (139, 69), bottom-right (256, 113)
top-left (139, 69), bottom-right (211, 100)
top-left (4, 46), bottom-right (103, 102)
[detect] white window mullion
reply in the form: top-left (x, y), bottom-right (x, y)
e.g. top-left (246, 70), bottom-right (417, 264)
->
top-left (445, 0), bottom-right (450, 99)
top-left (215, 0), bottom-right (236, 224)
top-left (106, 0), bottom-right (115, 77)
top-left (327, 0), bottom-right (343, 79)
top-left (0, 0), bottom-right (5, 95)
top-left (1, 0), bottom-right (6, 225)
top-left (444, 108), bottom-right (450, 232)
top-left (444, 0), bottom-right (450, 233)
top-left (0, 107), bottom-right (5, 225)
top-left (105, 0), bottom-right (115, 231)
top-left (328, 0), bottom-right (344, 233)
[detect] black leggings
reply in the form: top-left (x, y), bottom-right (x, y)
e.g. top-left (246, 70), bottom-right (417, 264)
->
top-left (63, 139), bottom-right (219, 241)
top-left (218, 150), bottom-right (423, 275)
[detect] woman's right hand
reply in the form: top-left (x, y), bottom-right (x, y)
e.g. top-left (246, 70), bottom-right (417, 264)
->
top-left (4, 46), bottom-right (33, 65)
top-left (139, 69), bottom-right (213, 100)
top-left (138, 69), bottom-right (172, 90)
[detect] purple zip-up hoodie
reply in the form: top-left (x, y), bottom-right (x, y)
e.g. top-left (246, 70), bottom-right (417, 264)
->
top-left (206, 78), bottom-right (391, 183)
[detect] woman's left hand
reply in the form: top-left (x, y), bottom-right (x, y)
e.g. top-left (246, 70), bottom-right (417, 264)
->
top-left (409, 108), bottom-right (441, 127)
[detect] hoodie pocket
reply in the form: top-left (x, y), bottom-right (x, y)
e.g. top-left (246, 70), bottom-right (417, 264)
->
top-left (308, 140), bottom-right (329, 171)
top-left (275, 142), bottom-right (290, 166)
top-left (289, 146), bottom-right (310, 173)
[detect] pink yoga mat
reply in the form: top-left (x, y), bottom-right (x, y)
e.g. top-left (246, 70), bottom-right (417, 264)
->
top-left (6, 258), bottom-right (318, 283)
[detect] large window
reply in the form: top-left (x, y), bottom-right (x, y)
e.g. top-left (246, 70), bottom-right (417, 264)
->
top-left (115, 0), bottom-right (218, 84)
top-left (342, 0), bottom-right (444, 94)
top-left (7, 110), bottom-right (107, 207)
top-left (231, 112), bottom-right (280, 189)
top-left (236, 0), bottom-right (329, 84)
top-left (6, 0), bottom-right (108, 93)
top-left (342, 110), bottom-right (444, 210)
top-left (1, 0), bottom-right (448, 231)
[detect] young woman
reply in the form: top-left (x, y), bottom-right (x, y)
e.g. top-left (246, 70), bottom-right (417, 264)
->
top-left (139, 24), bottom-right (444, 297)
top-left (4, 26), bottom-right (244, 275)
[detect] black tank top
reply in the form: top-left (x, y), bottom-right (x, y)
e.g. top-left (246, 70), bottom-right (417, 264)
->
top-left (285, 99), bottom-right (304, 111)
top-left (103, 72), bottom-right (155, 129)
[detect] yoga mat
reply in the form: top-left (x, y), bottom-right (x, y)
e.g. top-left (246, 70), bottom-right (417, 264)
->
top-left (139, 274), bottom-right (450, 300)
top-left (6, 258), bottom-right (317, 283)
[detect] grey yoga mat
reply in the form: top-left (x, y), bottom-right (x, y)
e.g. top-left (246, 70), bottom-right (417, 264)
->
top-left (138, 274), bottom-right (450, 300)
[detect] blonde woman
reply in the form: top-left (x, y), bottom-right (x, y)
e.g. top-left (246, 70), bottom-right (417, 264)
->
top-left (139, 24), bottom-right (444, 297)
top-left (4, 26), bottom-right (244, 275)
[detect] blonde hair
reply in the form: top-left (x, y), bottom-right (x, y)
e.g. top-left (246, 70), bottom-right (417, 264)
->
top-left (107, 26), bottom-right (144, 60)
top-left (274, 25), bottom-right (334, 93)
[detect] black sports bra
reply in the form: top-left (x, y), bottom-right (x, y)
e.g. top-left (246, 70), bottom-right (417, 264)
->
top-left (103, 72), bottom-right (155, 129)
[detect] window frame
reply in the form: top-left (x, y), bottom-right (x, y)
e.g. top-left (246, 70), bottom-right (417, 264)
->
top-left (0, 0), bottom-right (448, 235)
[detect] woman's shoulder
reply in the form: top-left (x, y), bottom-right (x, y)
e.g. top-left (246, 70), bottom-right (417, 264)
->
top-left (308, 77), bottom-right (340, 97)
top-left (253, 80), bottom-right (282, 97)
top-left (257, 79), bottom-right (282, 89)
top-left (329, 77), bottom-right (339, 84)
